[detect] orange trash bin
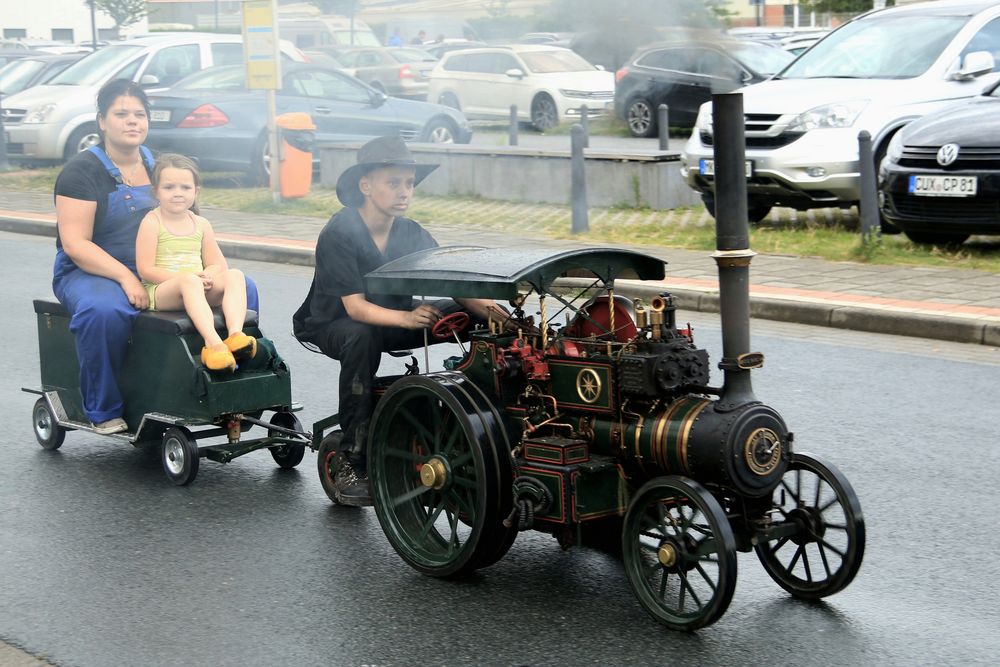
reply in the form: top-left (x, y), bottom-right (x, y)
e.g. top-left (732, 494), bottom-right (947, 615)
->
top-left (275, 112), bottom-right (316, 199)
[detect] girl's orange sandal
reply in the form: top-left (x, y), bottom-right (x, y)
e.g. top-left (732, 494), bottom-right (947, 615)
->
top-left (201, 343), bottom-right (237, 372)
top-left (224, 332), bottom-right (257, 361)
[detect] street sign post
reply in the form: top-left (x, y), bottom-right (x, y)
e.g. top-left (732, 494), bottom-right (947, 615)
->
top-left (242, 0), bottom-right (282, 201)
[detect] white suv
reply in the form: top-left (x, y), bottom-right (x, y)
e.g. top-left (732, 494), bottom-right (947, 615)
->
top-left (427, 44), bottom-right (614, 131)
top-left (681, 0), bottom-right (1000, 221)
top-left (1, 33), bottom-right (304, 162)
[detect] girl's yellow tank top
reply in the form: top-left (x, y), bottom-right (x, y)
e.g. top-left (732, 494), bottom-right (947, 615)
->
top-left (152, 209), bottom-right (204, 275)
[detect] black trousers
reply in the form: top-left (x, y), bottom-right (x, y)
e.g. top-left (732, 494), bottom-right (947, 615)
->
top-left (317, 299), bottom-right (472, 457)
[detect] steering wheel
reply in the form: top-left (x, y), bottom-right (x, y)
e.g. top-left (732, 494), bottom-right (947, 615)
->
top-left (431, 311), bottom-right (470, 340)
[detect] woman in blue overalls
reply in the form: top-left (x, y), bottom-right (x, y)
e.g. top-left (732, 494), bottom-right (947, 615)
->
top-left (52, 79), bottom-right (259, 435)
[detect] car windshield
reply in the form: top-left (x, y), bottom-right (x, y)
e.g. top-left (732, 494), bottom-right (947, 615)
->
top-left (389, 48), bottom-right (435, 63)
top-left (520, 49), bottom-right (594, 73)
top-left (0, 58), bottom-right (45, 94)
top-left (333, 30), bottom-right (380, 47)
top-left (174, 66), bottom-right (246, 91)
top-left (728, 42), bottom-right (794, 76)
top-left (778, 15), bottom-right (967, 79)
top-left (47, 44), bottom-right (143, 85)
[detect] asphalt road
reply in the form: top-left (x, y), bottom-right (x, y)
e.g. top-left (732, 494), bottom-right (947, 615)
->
top-left (2, 231), bottom-right (998, 666)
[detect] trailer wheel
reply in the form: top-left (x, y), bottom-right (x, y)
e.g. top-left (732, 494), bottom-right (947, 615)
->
top-left (268, 412), bottom-right (305, 469)
top-left (32, 398), bottom-right (65, 451)
top-left (622, 476), bottom-right (738, 631)
top-left (161, 426), bottom-right (199, 486)
top-left (755, 452), bottom-right (865, 599)
top-left (369, 372), bottom-right (511, 578)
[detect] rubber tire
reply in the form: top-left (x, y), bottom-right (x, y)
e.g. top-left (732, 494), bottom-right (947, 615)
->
top-left (251, 131), bottom-right (271, 187)
top-left (32, 397), bottom-right (65, 451)
top-left (531, 94), bottom-right (558, 132)
top-left (702, 192), bottom-right (772, 224)
top-left (63, 123), bottom-right (100, 160)
top-left (421, 117), bottom-right (459, 144)
top-left (316, 431), bottom-right (352, 506)
top-left (161, 426), bottom-right (199, 486)
top-left (268, 412), bottom-right (306, 469)
top-left (626, 97), bottom-right (657, 138)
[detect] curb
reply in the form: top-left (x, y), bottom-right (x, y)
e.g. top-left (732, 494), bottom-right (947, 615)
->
top-left (3, 213), bottom-right (997, 347)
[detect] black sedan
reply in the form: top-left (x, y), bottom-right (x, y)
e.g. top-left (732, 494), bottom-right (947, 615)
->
top-left (614, 38), bottom-right (793, 136)
top-left (879, 88), bottom-right (1000, 245)
top-left (146, 63), bottom-right (472, 183)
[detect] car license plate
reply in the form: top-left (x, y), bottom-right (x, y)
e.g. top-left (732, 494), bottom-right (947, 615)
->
top-left (908, 174), bottom-right (977, 197)
top-left (150, 110), bottom-right (171, 123)
top-left (700, 159), bottom-right (753, 177)
top-left (420, 69), bottom-right (430, 77)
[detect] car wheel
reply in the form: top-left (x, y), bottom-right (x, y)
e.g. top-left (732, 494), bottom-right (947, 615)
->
top-left (251, 131), bottom-right (271, 187)
top-left (531, 94), bottom-right (558, 132)
top-left (626, 97), bottom-right (657, 138)
top-left (904, 231), bottom-right (969, 246)
top-left (439, 92), bottom-right (461, 110)
top-left (702, 192), bottom-right (771, 224)
top-left (422, 117), bottom-right (458, 144)
top-left (63, 123), bottom-right (100, 160)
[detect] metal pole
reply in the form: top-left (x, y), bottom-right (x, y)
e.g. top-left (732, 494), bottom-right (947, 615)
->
top-left (658, 104), bottom-right (670, 151)
top-left (711, 93), bottom-right (756, 410)
top-left (580, 105), bottom-right (589, 148)
top-left (508, 104), bottom-right (518, 146)
top-left (0, 91), bottom-right (10, 171)
top-left (858, 130), bottom-right (880, 244)
top-left (215, 0), bottom-right (220, 32)
top-left (88, 0), bottom-right (98, 50)
top-left (570, 124), bottom-right (588, 234)
top-left (268, 89), bottom-right (280, 203)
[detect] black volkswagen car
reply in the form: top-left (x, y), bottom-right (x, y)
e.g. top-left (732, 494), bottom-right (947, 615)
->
top-left (879, 85), bottom-right (1000, 245)
top-left (614, 38), bottom-right (792, 136)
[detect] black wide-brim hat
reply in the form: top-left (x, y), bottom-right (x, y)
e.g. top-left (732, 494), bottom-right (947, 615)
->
top-left (336, 135), bottom-right (439, 208)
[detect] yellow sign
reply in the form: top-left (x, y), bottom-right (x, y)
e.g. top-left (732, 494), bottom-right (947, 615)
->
top-left (242, 0), bottom-right (280, 90)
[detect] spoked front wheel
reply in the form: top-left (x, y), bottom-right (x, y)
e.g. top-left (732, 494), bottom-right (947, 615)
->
top-left (754, 452), bottom-right (865, 599)
top-left (622, 476), bottom-right (738, 631)
top-left (369, 373), bottom-right (511, 578)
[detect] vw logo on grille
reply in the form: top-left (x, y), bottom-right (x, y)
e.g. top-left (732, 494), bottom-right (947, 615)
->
top-left (936, 143), bottom-right (960, 166)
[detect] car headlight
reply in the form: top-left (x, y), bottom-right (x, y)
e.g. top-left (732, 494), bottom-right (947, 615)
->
top-left (23, 103), bottom-right (57, 124)
top-left (559, 89), bottom-right (594, 99)
top-left (786, 100), bottom-right (868, 132)
top-left (885, 130), bottom-right (904, 163)
top-left (694, 107), bottom-right (713, 133)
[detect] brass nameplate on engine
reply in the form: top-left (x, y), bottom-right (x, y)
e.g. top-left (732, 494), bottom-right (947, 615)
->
top-left (737, 352), bottom-right (765, 369)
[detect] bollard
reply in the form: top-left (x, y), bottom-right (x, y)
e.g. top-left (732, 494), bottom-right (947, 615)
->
top-left (0, 91), bottom-right (10, 171)
top-left (570, 124), bottom-right (589, 234)
top-left (858, 130), bottom-right (880, 244)
top-left (509, 104), bottom-right (518, 146)
top-left (580, 105), bottom-right (589, 148)
top-left (658, 104), bottom-right (670, 151)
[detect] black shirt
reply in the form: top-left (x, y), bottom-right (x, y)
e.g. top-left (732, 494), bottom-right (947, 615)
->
top-left (294, 207), bottom-right (437, 342)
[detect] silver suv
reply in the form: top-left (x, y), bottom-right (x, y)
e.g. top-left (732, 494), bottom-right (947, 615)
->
top-left (681, 0), bottom-right (1000, 221)
top-left (1, 33), bottom-right (304, 162)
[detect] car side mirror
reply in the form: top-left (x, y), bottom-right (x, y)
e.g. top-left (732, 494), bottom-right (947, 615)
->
top-left (505, 68), bottom-right (525, 79)
top-left (741, 70), bottom-right (753, 84)
top-left (953, 50), bottom-right (995, 80)
top-left (370, 90), bottom-right (388, 106)
top-left (139, 74), bottom-right (160, 87)
top-left (595, 65), bottom-right (605, 71)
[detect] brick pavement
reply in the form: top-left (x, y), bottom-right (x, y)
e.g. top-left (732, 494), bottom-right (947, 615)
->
top-left (1, 189), bottom-right (998, 346)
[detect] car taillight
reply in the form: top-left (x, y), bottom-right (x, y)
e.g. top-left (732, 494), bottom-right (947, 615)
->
top-left (177, 104), bottom-right (229, 128)
top-left (399, 64), bottom-right (414, 79)
top-left (615, 67), bottom-right (629, 83)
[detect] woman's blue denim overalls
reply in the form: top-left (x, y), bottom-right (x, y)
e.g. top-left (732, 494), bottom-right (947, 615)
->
top-left (52, 145), bottom-right (259, 424)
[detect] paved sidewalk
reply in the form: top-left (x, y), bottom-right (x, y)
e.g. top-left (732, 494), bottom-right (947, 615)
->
top-left (1, 189), bottom-right (998, 346)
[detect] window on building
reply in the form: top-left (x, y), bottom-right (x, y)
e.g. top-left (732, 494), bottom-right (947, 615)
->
top-left (52, 28), bottom-right (74, 43)
top-left (3, 29), bottom-right (27, 39)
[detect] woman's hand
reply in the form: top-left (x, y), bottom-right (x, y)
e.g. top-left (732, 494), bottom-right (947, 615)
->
top-left (197, 271), bottom-right (214, 291)
top-left (119, 273), bottom-right (149, 310)
top-left (403, 304), bottom-right (442, 330)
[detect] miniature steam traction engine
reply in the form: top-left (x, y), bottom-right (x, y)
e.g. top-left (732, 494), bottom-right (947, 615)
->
top-left (333, 94), bottom-right (864, 631)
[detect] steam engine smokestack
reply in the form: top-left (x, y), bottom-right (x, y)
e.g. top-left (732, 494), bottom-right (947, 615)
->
top-left (711, 93), bottom-right (759, 411)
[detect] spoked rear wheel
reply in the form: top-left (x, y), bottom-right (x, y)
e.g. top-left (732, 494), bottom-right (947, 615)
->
top-left (622, 476), bottom-right (738, 631)
top-left (754, 452), bottom-right (865, 599)
top-left (369, 372), bottom-right (511, 578)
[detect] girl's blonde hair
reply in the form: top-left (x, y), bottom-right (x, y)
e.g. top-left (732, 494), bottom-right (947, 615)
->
top-left (151, 153), bottom-right (202, 189)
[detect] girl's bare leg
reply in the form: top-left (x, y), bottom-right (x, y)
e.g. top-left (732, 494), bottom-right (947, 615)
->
top-left (152, 274), bottom-right (224, 346)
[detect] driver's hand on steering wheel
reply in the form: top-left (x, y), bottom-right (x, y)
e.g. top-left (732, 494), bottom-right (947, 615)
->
top-left (404, 304), bottom-right (442, 330)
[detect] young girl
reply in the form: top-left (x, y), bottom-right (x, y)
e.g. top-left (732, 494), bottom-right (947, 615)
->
top-left (136, 154), bottom-right (256, 372)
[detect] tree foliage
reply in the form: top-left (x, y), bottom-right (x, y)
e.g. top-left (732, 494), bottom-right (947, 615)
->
top-left (798, 0), bottom-right (873, 13)
top-left (91, 0), bottom-right (147, 33)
